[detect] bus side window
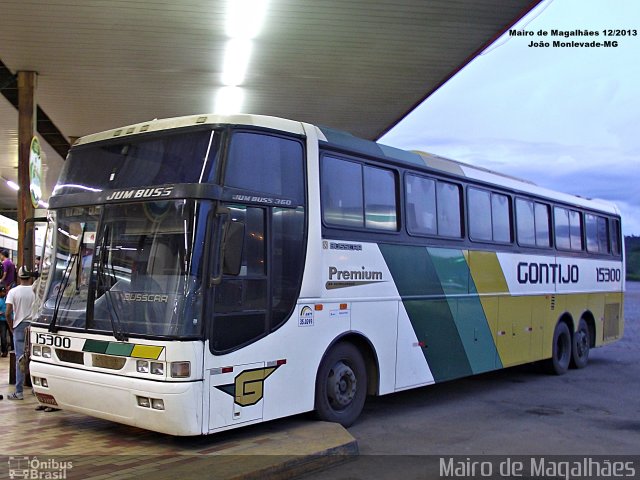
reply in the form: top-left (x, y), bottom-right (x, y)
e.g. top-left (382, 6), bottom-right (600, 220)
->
top-left (468, 188), bottom-right (492, 241)
top-left (322, 156), bottom-right (364, 228)
top-left (517, 199), bottom-right (550, 248)
top-left (610, 218), bottom-right (621, 255)
top-left (554, 207), bottom-right (571, 249)
top-left (586, 213), bottom-right (609, 254)
top-left (270, 206), bottom-right (305, 331)
top-left (225, 132), bottom-right (304, 202)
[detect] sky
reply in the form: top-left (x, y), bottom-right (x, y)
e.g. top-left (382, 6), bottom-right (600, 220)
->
top-left (380, 0), bottom-right (640, 236)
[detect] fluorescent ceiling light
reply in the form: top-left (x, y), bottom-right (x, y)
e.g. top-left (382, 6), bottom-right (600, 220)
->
top-left (222, 39), bottom-right (252, 86)
top-left (6, 179), bottom-right (19, 191)
top-left (215, 86), bottom-right (245, 114)
top-left (226, 0), bottom-right (269, 39)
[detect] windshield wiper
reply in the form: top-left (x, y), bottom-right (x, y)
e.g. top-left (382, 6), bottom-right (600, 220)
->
top-left (49, 223), bottom-right (87, 333)
top-left (48, 253), bottom-right (77, 333)
top-left (95, 225), bottom-right (128, 342)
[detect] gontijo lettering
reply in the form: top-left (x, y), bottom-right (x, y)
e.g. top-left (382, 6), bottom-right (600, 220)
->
top-left (517, 262), bottom-right (579, 284)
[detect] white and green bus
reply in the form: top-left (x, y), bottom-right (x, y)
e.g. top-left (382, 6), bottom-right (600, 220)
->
top-left (29, 114), bottom-right (624, 435)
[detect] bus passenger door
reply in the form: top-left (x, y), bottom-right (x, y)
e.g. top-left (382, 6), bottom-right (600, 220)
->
top-left (209, 362), bottom-right (266, 430)
top-left (205, 200), bottom-right (305, 431)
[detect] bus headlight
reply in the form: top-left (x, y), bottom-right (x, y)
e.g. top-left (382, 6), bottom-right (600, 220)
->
top-left (33, 345), bottom-right (42, 357)
top-left (136, 360), bottom-right (149, 373)
top-left (170, 362), bottom-right (190, 378)
top-left (33, 377), bottom-right (41, 386)
top-left (151, 399), bottom-right (165, 410)
top-left (137, 396), bottom-right (151, 408)
top-left (42, 347), bottom-right (52, 359)
top-left (150, 362), bottom-right (164, 375)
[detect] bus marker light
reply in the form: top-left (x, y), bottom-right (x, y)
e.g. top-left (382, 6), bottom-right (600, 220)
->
top-left (340, 303), bottom-right (348, 310)
top-left (221, 366), bottom-right (233, 373)
top-left (314, 304), bottom-right (323, 311)
top-left (137, 396), bottom-right (151, 408)
top-left (151, 399), bottom-right (165, 410)
top-left (267, 359), bottom-right (287, 367)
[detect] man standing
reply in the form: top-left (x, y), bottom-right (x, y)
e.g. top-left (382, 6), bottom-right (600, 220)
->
top-left (0, 283), bottom-right (9, 357)
top-left (0, 249), bottom-right (16, 288)
top-left (0, 284), bottom-right (8, 357)
top-left (6, 267), bottom-right (35, 400)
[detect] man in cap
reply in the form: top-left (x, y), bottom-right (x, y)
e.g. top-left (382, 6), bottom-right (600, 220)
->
top-left (6, 267), bottom-right (35, 400)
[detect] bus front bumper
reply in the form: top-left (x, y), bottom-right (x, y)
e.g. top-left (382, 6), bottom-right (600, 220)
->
top-left (30, 360), bottom-right (204, 436)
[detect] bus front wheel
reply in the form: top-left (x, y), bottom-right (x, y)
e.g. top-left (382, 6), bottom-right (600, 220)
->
top-left (545, 321), bottom-right (572, 375)
top-left (315, 342), bottom-right (367, 427)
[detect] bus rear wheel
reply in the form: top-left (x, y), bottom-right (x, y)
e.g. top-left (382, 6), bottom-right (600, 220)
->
top-left (570, 319), bottom-right (590, 369)
top-left (545, 321), bottom-right (571, 375)
top-left (315, 342), bottom-right (367, 427)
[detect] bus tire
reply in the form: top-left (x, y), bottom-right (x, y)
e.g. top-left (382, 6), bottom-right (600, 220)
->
top-left (570, 318), bottom-right (590, 369)
top-left (545, 321), bottom-right (571, 375)
top-left (315, 342), bottom-right (367, 427)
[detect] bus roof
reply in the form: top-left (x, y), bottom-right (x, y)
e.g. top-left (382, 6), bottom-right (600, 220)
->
top-left (74, 113), bottom-right (620, 217)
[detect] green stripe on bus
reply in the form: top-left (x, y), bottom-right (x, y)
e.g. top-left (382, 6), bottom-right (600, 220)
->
top-left (380, 244), bottom-right (472, 382)
top-left (83, 339), bottom-right (109, 354)
top-left (380, 244), bottom-right (503, 382)
top-left (428, 248), bottom-right (502, 373)
top-left (105, 342), bottom-right (135, 356)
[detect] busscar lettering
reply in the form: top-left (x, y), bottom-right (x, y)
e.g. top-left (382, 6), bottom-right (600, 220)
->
top-left (517, 262), bottom-right (579, 284)
top-left (329, 242), bottom-right (363, 251)
top-left (123, 293), bottom-right (169, 303)
top-left (105, 186), bottom-right (173, 201)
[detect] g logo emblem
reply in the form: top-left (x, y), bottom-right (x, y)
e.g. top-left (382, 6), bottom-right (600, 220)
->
top-left (216, 366), bottom-right (280, 407)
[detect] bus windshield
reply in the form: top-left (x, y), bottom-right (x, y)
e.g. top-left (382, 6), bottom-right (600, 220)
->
top-left (53, 129), bottom-right (219, 195)
top-left (36, 200), bottom-right (210, 338)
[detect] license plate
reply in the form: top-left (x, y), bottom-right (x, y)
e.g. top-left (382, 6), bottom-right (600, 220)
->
top-left (35, 393), bottom-right (59, 406)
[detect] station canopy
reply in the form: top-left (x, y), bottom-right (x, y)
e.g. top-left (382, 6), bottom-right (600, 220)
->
top-left (0, 0), bottom-right (541, 214)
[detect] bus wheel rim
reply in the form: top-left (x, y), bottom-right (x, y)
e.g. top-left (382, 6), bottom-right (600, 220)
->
top-left (576, 329), bottom-right (588, 357)
top-left (328, 361), bottom-right (357, 408)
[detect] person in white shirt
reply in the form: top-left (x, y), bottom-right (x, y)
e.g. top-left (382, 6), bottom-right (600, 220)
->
top-left (6, 267), bottom-right (35, 400)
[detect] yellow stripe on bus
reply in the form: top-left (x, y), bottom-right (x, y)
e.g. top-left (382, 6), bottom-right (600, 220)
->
top-left (130, 345), bottom-right (164, 360)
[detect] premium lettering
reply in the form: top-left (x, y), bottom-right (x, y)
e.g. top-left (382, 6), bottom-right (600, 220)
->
top-left (328, 266), bottom-right (382, 281)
